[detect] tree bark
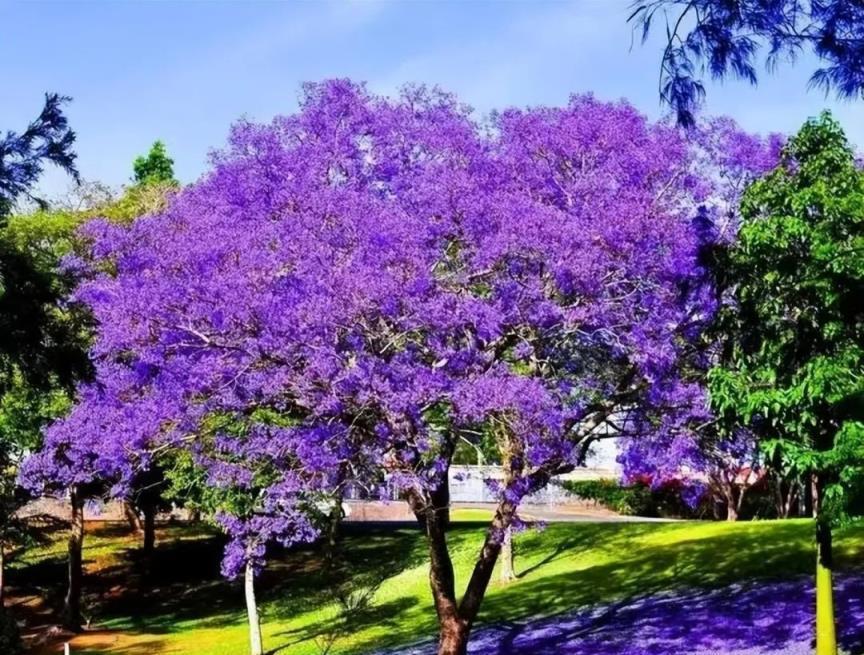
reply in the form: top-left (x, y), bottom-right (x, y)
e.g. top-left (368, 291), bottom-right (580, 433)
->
top-left (324, 492), bottom-right (344, 570)
top-left (499, 525), bottom-right (516, 583)
top-left (142, 503), bottom-right (156, 556)
top-left (0, 542), bottom-right (5, 607)
top-left (726, 502), bottom-right (738, 521)
top-left (63, 487), bottom-right (85, 632)
top-left (122, 500), bottom-right (143, 534)
top-left (407, 438), bottom-right (550, 655)
top-left (408, 481), bottom-right (461, 648)
top-left (245, 560), bottom-right (263, 655)
top-left (718, 474), bottom-right (740, 521)
top-left (437, 615), bottom-right (470, 655)
top-left (411, 483), bottom-right (524, 655)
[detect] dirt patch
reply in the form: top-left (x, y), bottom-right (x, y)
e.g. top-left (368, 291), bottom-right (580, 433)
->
top-left (29, 629), bottom-right (170, 655)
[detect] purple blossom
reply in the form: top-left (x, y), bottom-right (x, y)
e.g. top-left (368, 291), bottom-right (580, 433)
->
top-left (21, 80), bottom-right (780, 576)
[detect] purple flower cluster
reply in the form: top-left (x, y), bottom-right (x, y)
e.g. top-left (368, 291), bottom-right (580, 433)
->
top-left (20, 80), bottom-right (781, 576)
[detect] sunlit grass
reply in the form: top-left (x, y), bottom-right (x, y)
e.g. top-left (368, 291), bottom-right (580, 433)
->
top-left (14, 519), bottom-right (864, 655)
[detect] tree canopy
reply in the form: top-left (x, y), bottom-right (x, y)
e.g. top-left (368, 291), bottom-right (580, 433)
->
top-left (132, 140), bottom-right (176, 186)
top-left (710, 112), bottom-right (864, 518)
top-left (21, 79), bottom-right (782, 654)
top-left (0, 94), bottom-right (78, 220)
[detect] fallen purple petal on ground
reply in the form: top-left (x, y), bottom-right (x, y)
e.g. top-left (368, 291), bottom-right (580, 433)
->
top-left (376, 572), bottom-right (864, 655)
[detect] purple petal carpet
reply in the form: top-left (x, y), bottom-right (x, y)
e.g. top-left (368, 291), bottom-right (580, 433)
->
top-left (376, 572), bottom-right (864, 655)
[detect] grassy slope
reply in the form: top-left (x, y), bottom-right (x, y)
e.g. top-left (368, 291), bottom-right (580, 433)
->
top-left (10, 516), bottom-right (864, 655)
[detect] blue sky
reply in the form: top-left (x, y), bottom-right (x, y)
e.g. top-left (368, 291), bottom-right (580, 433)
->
top-left (2, 0), bottom-right (862, 198)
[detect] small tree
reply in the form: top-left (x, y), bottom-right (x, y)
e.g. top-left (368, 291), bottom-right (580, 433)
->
top-left (710, 112), bottom-right (864, 655)
top-left (132, 141), bottom-right (176, 186)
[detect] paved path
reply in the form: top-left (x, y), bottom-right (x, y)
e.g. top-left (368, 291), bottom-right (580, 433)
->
top-left (374, 572), bottom-right (864, 655)
top-left (344, 501), bottom-right (674, 524)
top-left (516, 503), bottom-right (677, 523)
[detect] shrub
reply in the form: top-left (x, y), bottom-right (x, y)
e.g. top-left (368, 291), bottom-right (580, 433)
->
top-left (564, 478), bottom-right (708, 518)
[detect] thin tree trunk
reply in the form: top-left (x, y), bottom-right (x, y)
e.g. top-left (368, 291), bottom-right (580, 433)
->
top-left (324, 492), bottom-right (344, 570)
top-left (142, 503), bottom-right (156, 556)
top-left (63, 487), bottom-right (84, 632)
top-left (499, 526), bottom-right (515, 583)
top-left (416, 484), bottom-right (533, 655)
top-left (784, 482), bottom-right (799, 519)
top-left (813, 474), bottom-right (837, 655)
top-left (721, 479), bottom-right (738, 521)
top-left (437, 616), bottom-right (470, 655)
top-left (0, 542), bottom-right (5, 607)
top-left (244, 560), bottom-right (263, 655)
top-left (122, 500), bottom-right (143, 534)
top-left (735, 484), bottom-right (747, 519)
top-left (407, 455), bottom-right (466, 655)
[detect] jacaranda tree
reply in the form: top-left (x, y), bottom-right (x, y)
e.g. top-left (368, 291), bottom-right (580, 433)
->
top-left (619, 118), bottom-right (783, 520)
top-left (24, 80), bottom-right (777, 655)
top-left (710, 112), bottom-right (864, 655)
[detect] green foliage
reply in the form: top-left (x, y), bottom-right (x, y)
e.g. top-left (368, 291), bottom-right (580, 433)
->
top-left (132, 141), bottom-right (176, 186)
top-left (564, 479), bottom-right (655, 515)
top-left (561, 479), bottom-right (703, 518)
top-left (709, 112), bottom-right (864, 522)
top-left (0, 181), bottom-right (177, 543)
top-left (0, 208), bottom-right (91, 554)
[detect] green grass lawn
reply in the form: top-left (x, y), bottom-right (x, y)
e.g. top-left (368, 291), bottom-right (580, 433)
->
top-left (10, 517), bottom-right (864, 655)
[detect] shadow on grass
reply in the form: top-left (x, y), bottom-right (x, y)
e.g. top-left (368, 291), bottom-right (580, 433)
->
top-left (12, 518), bottom-right (864, 655)
top-left (11, 521), bottom-right (434, 649)
top-left (354, 520), bottom-right (864, 655)
top-left (372, 573), bottom-right (864, 655)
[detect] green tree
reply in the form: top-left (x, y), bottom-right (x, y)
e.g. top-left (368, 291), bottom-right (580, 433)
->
top-left (132, 140), bottom-right (176, 186)
top-left (0, 181), bottom-right (176, 630)
top-left (0, 208), bottom-right (90, 631)
top-left (710, 113), bottom-right (864, 655)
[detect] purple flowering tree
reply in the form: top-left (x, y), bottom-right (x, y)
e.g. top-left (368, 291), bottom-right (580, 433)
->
top-left (618, 121), bottom-right (782, 522)
top-left (23, 81), bottom-right (776, 654)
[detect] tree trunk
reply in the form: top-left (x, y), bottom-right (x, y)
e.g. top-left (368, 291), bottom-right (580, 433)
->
top-left (499, 525), bottom-right (515, 583)
top-left (122, 500), bottom-right (143, 534)
top-left (726, 502), bottom-right (738, 521)
top-left (719, 478), bottom-right (739, 521)
top-left (63, 488), bottom-right (84, 632)
top-left (814, 475), bottom-right (837, 655)
top-left (407, 443), bottom-right (542, 655)
top-left (324, 493), bottom-right (344, 570)
top-left (142, 503), bottom-right (156, 556)
top-left (0, 542), bottom-right (5, 607)
top-left (244, 560), bottom-right (263, 655)
top-left (437, 615), bottom-right (470, 655)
